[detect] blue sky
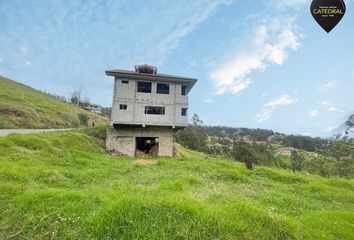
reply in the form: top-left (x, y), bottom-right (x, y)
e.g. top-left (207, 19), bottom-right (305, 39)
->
top-left (0, 0), bottom-right (353, 137)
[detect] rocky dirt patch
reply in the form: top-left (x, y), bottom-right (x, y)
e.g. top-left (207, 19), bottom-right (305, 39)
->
top-left (133, 159), bottom-right (157, 165)
top-left (0, 106), bottom-right (25, 117)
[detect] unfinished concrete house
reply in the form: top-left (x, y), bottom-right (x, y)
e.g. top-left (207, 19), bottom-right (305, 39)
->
top-left (105, 64), bottom-right (197, 157)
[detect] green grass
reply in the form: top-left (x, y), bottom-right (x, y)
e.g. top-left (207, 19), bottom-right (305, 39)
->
top-left (0, 130), bottom-right (354, 239)
top-left (0, 76), bottom-right (107, 129)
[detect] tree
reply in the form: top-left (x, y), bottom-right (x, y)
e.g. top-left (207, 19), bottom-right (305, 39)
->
top-left (70, 91), bottom-right (80, 104)
top-left (175, 113), bottom-right (208, 152)
top-left (232, 140), bottom-right (254, 170)
top-left (191, 113), bottom-right (204, 127)
top-left (58, 96), bottom-right (67, 102)
top-left (250, 141), bottom-right (277, 167)
top-left (291, 151), bottom-right (304, 173)
top-left (320, 157), bottom-right (337, 177)
top-left (317, 140), bottom-right (354, 177)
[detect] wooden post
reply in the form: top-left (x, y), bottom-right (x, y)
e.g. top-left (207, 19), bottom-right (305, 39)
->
top-left (76, 85), bottom-right (81, 118)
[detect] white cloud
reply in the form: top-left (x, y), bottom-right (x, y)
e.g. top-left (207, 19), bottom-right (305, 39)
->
top-left (265, 94), bottom-right (298, 107)
top-left (26, 61), bottom-right (32, 66)
top-left (318, 100), bottom-right (330, 106)
top-left (309, 110), bottom-right (319, 117)
top-left (0, 57), bottom-right (3, 64)
top-left (210, 19), bottom-right (300, 95)
top-left (327, 106), bottom-right (344, 114)
top-left (318, 100), bottom-right (345, 115)
top-left (317, 80), bottom-right (336, 92)
top-left (255, 94), bottom-right (298, 123)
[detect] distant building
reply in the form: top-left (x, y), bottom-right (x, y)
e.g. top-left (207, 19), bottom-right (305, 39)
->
top-left (105, 64), bottom-right (197, 157)
top-left (82, 104), bottom-right (102, 114)
top-left (275, 148), bottom-right (292, 157)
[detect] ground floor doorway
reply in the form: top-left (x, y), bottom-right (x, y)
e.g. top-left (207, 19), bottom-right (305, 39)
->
top-left (135, 137), bottom-right (159, 156)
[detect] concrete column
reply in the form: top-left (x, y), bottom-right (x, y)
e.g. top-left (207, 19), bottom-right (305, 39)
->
top-left (158, 136), bottom-right (173, 157)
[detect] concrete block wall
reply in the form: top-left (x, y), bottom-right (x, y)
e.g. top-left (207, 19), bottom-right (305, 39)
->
top-left (106, 126), bottom-right (175, 157)
top-left (158, 136), bottom-right (173, 156)
top-left (111, 78), bottom-right (189, 127)
top-left (106, 127), bottom-right (135, 156)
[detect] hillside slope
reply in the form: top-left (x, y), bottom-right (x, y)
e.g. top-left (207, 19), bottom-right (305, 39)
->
top-left (0, 129), bottom-right (353, 239)
top-left (0, 76), bottom-right (107, 129)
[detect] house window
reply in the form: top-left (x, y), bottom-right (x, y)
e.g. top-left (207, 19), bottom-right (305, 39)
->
top-left (119, 104), bottom-right (127, 110)
top-left (145, 106), bottom-right (165, 115)
top-left (181, 108), bottom-right (187, 116)
top-left (157, 83), bottom-right (169, 94)
top-left (137, 81), bottom-right (152, 93)
top-left (121, 80), bottom-right (129, 84)
top-left (181, 85), bottom-right (187, 95)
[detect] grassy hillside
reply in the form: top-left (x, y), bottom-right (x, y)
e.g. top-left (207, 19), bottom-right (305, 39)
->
top-left (0, 76), bottom-right (107, 129)
top-left (0, 130), bottom-right (353, 239)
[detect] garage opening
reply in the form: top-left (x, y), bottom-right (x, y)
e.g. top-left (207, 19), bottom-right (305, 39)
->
top-left (136, 137), bottom-right (159, 156)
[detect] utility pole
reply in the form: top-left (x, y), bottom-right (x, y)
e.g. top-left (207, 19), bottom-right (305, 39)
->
top-left (75, 85), bottom-right (81, 118)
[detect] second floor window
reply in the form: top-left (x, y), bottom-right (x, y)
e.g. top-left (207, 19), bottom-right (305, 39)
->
top-left (181, 85), bottom-right (187, 95)
top-left (119, 104), bottom-right (127, 110)
top-left (137, 81), bottom-right (152, 93)
top-left (145, 106), bottom-right (165, 115)
top-left (121, 80), bottom-right (129, 84)
top-left (157, 83), bottom-right (169, 94)
top-left (181, 108), bottom-right (187, 116)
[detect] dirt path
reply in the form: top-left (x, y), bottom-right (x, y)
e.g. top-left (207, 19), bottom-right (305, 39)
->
top-left (0, 128), bottom-right (74, 137)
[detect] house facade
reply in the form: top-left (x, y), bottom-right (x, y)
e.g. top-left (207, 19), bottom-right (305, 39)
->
top-left (105, 64), bottom-right (197, 157)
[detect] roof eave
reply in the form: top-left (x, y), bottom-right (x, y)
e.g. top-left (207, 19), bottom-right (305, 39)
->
top-left (105, 71), bottom-right (197, 89)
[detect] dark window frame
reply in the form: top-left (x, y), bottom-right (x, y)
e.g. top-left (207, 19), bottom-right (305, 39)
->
top-left (119, 104), bottom-right (127, 110)
top-left (181, 85), bottom-right (187, 96)
top-left (144, 106), bottom-right (165, 115)
top-left (156, 83), bottom-right (170, 94)
top-left (137, 81), bottom-right (152, 93)
top-left (138, 68), bottom-right (154, 74)
top-left (181, 108), bottom-right (188, 116)
top-left (121, 80), bottom-right (129, 84)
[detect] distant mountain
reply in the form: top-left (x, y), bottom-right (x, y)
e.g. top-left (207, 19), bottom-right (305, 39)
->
top-left (202, 125), bottom-right (329, 151)
top-left (331, 114), bottom-right (354, 140)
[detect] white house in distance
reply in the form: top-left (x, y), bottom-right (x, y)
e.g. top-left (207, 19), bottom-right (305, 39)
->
top-left (105, 64), bottom-right (197, 157)
top-left (82, 103), bottom-right (102, 114)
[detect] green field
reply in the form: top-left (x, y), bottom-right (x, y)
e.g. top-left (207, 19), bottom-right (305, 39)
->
top-left (0, 76), bottom-right (107, 129)
top-left (0, 128), bottom-right (353, 239)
